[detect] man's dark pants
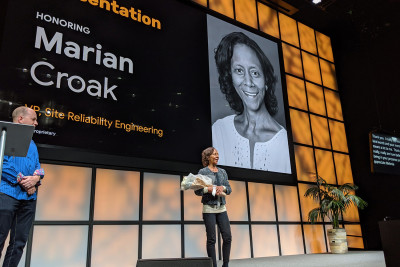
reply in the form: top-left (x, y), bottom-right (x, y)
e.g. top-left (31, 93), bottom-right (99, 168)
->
top-left (0, 193), bottom-right (36, 267)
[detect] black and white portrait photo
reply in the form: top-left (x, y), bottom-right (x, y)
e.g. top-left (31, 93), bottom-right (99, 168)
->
top-left (207, 15), bottom-right (292, 174)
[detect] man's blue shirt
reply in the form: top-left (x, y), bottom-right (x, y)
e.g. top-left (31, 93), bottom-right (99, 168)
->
top-left (1, 140), bottom-right (41, 200)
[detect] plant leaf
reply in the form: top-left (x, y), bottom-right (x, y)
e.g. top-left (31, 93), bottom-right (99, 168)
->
top-left (304, 173), bottom-right (368, 228)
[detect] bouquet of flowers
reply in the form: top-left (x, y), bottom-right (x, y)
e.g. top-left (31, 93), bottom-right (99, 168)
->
top-left (181, 173), bottom-right (226, 196)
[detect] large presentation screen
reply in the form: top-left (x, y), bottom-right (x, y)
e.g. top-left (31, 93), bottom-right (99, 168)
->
top-left (207, 15), bottom-right (291, 174)
top-left (0, 0), bottom-right (211, 163)
top-left (0, 0), bottom-right (294, 180)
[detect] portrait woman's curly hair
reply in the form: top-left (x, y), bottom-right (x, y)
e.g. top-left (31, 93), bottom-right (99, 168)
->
top-left (214, 32), bottom-right (278, 116)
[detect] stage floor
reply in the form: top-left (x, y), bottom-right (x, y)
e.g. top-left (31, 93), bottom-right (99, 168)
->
top-left (224, 251), bottom-right (385, 267)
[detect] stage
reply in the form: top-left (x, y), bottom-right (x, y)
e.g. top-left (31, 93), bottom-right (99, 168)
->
top-left (224, 251), bottom-right (385, 267)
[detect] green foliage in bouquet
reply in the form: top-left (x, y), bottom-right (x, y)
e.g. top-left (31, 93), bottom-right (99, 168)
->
top-left (304, 175), bottom-right (368, 229)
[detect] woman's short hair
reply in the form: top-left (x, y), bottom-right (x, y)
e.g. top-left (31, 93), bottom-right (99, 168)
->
top-left (202, 147), bottom-right (216, 167)
top-left (215, 32), bottom-right (278, 116)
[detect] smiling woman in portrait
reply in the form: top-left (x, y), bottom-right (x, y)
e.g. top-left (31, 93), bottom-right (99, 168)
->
top-left (212, 32), bottom-right (291, 173)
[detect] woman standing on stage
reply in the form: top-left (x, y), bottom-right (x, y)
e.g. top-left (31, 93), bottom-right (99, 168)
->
top-left (195, 147), bottom-right (232, 267)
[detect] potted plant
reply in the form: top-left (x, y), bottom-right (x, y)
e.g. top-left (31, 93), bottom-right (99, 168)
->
top-left (304, 174), bottom-right (368, 253)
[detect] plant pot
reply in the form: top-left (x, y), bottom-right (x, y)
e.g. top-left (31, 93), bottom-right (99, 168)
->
top-left (327, 228), bottom-right (348, 254)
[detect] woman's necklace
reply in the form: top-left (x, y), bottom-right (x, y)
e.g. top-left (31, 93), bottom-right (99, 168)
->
top-left (209, 165), bottom-right (218, 172)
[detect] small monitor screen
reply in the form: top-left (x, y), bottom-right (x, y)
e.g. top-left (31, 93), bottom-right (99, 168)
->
top-left (370, 132), bottom-right (400, 175)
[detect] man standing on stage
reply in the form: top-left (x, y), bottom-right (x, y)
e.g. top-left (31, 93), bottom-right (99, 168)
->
top-left (0, 106), bottom-right (44, 267)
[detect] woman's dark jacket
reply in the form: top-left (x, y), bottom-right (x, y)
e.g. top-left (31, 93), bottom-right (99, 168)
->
top-left (195, 167), bottom-right (232, 205)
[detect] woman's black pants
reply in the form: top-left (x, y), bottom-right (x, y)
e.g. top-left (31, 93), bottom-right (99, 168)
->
top-left (203, 211), bottom-right (232, 267)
